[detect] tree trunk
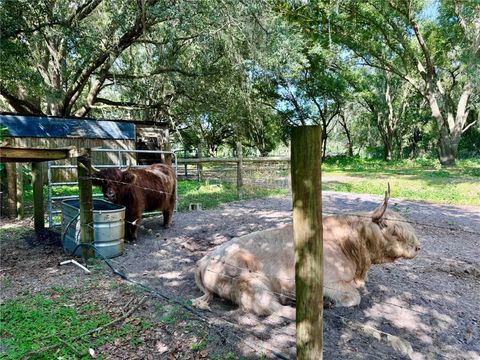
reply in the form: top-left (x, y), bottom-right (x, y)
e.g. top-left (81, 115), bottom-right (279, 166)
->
top-left (437, 128), bottom-right (457, 166)
top-left (338, 113), bottom-right (353, 156)
top-left (347, 140), bottom-right (353, 157)
top-left (384, 142), bottom-right (393, 162)
top-left (321, 131), bottom-right (327, 161)
top-left (426, 82), bottom-right (473, 167)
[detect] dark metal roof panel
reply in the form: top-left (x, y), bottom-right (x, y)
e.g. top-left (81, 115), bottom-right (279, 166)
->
top-left (0, 115), bottom-right (135, 140)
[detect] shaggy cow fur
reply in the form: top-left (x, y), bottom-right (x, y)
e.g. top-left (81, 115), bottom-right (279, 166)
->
top-left (192, 187), bottom-right (420, 318)
top-left (92, 163), bottom-right (176, 242)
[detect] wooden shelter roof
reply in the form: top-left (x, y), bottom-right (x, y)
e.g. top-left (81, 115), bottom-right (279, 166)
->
top-left (1, 114), bottom-right (135, 140)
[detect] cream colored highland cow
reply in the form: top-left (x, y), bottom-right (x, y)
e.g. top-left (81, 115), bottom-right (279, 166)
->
top-left (191, 186), bottom-right (420, 319)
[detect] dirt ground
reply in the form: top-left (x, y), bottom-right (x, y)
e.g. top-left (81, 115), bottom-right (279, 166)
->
top-left (1, 191), bottom-right (479, 359)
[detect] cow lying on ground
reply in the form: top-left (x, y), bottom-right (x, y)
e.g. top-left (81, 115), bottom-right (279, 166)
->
top-left (92, 163), bottom-right (176, 242)
top-left (191, 186), bottom-right (420, 319)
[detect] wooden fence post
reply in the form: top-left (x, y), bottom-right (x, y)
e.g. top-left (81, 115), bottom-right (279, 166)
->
top-left (16, 163), bottom-right (24, 219)
top-left (77, 149), bottom-right (94, 259)
top-left (164, 142), bottom-right (173, 166)
top-left (197, 143), bottom-right (203, 181)
top-left (184, 149), bottom-right (188, 177)
top-left (291, 125), bottom-right (323, 359)
top-left (32, 162), bottom-right (45, 231)
top-left (236, 142), bottom-right (243, 198)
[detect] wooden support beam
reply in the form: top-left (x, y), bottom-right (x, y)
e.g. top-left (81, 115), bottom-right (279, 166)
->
top-left (291, 125), bottom-right (323, 359)
top-left (6, 163), bottom-right (17, 218)
top-left (0, 146), bottom-right (81, 163)
top-left (16, 163), bottom-right (24, 219)
top-left (77, 149), bottom-right (94, 259)
top-left (32, 162), bottom-right (45, 231)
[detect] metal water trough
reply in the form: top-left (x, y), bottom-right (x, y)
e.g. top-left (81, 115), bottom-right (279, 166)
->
top-left (61, 199), bottom-right (125, 258)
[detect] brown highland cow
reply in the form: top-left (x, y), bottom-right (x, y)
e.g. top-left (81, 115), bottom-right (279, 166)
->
top-left (92, 163), bottom-right (176, 242)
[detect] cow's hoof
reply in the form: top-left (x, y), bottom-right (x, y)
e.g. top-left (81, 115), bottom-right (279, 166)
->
top-left (323, 298), bottom-right (335, 309)
top-left (338, 292), bottom-right (361, 307)
top-left (191, 297), bottom-right (211, 311)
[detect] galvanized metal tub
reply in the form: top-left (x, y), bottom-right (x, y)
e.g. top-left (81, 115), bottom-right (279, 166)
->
top-left (61, 199), bottom-right (125, 258)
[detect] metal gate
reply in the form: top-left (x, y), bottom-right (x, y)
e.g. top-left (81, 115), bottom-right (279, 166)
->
top-left (47, 148), bottom-right (177, 228)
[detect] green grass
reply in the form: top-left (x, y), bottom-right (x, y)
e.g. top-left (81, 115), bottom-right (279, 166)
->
top-left (322, 157), bottom-right (480, 206)
top-left (0, 287), bottom-right (148, 359)
top-left (20, 158), bottom-right (480, 209)
top-left (24, 185), bottom-right (103, 202)
top-left (177, 180), bottom-right (288, 211)
top-left (0, 227), bottom-right (31, 242)
top-left (22, 180), bottom-right (287, 213)
top-left (322, 157), bottom-right (480, 176)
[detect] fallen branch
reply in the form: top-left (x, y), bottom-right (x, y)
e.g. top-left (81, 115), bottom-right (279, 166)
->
top-left (23, 295), bottom-right (149, 359)
top-left (57, 337), bottom-right (81, 357)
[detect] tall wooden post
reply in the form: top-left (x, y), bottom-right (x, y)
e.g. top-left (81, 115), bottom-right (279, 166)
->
top-left (16, 163), bottom-right (24, 219)
top-left (6, 163), bottom-right (17, 218)
top-left (32, 162), bottom-right (45, 231)
top-left (291, 126), bottom-right (323, 359)
top-left (77, 149), bottom-right (94, 259)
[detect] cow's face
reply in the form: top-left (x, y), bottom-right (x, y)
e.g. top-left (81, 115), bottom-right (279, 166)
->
top-left (370, 184), bottom-right (420, 262)
top-left (383, 219), bottom-right (420, 260)
top-left (102, 180), bottom-right (118, 202)
top-left (92, 168), bottom-right (123, 203)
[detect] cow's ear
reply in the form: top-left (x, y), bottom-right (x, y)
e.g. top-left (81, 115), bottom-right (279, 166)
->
top-left (123, 172), bottom-right (136, 183)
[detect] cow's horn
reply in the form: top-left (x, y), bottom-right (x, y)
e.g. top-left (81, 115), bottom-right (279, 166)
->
top-left (90, 164), bottom-right (101, 174)
top-left (121, 160), bottom-right (133, 172)
top-left (372, 183), bottom-right (391, 222)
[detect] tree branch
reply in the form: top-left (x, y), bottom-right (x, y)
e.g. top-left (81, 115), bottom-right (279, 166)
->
top-left (64, 0), bottom-right (167, 116)
top-left (0, 84), bottom-right (43, 115)
top-left (93, 97), bottom-right (167, 110)
top-left (68, 0), bottom-right (104, 25)
top-left (106, 67), bottom-right (203, 80)
top-left (386, 0), bottom-right (435, 79)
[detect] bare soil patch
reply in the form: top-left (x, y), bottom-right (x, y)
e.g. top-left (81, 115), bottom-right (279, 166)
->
top-left (1, 192), bottom-right (479, 359)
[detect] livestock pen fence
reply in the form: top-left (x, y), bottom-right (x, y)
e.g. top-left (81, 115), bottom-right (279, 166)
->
top-left (73, 211), bottom-right (480, 360)
top-left (41, 147), bottom-right (479, 359)
top-left (46, 148), bottom-right (291, 227)
top-left (46, 148), bottom-right (177, 228)
top-left (177, 155), bottom-right (291, 189)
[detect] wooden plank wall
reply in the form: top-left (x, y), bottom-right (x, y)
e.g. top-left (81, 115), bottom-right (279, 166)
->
top-left (9, 137), bottom-right (136, 182)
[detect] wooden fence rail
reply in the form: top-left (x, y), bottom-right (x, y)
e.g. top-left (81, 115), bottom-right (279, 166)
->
top-left (176, 156), bottom-right (291, 194)
top-left (176, 156), bottom-right (290, 164)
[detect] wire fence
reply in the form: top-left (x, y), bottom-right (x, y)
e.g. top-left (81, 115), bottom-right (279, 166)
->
top-left (79, 173), bottom-right (480, 237)
top-left (74, 229), bottom-right (468, 360)
top-left (52, 168), bottom-right (479, 359)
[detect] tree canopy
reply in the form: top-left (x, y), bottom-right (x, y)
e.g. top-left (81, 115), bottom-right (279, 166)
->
top-left (1, 0), bottom-right (478, 164)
